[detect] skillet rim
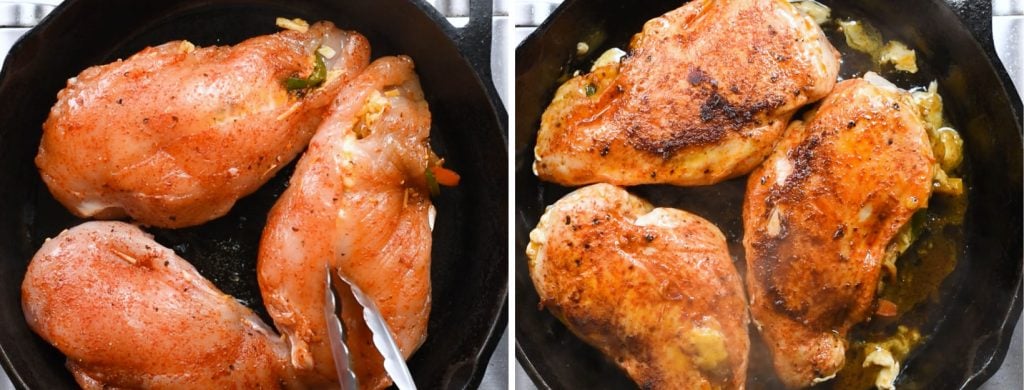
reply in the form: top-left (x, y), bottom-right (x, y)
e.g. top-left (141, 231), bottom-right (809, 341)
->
top-left (0, 0), bottom-right (509, 388)
top-left (513, 0), bottom-right (1024, 388)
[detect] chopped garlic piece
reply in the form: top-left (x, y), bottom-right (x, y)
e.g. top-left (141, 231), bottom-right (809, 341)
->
top-left (933, 168), bottom-right (963, 195)
top-left (911, 81), bottom-right (943, 130)
top-left (576, 42), bottom-right (590, 56)
top-left (178, 41), bottom-right (195, 53)
top-left (910, 81), bottom-right (965, 191)
top-left (858, 327), bottom-right (922, 389)
top-left (840, 19), bottom-right (918, 74)
top-left (317, 45), bottom-right (337, 59)
top-left (276, 17), bottom-right (309, 33)
top-left (838, 20), bottom-right (883, 55)
top-left (792, 0), bottom-right (831, 25)
top-left (880, 41), bottom-right (918, 73)
top-left (591, 48), bottom-right (627, 71)
top-left (362, 90), bottom-right (390, 126)
top-left (863, 346), bottom-right (899, 390)
top-left (935, 127), bottom-right (963, 172)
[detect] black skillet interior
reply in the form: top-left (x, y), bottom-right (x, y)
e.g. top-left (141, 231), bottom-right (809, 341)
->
top-left (0, 0), bottom-right (508, 388)
top-left (515, 0), bottom-right (1023, 389)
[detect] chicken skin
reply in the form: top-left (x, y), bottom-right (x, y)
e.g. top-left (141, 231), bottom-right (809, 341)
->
top-left (36, 21), bottom-right (370, 228)
top-left (744, 78), bottom-right (935, 387)
top-left (258, 56), bottom-right (434, 388)
top-left (21, 221), bottom-right (297, 389)
top-left (527, 184), bottom-right (749, 389)
top-left (534, 0), bottom-right (840, 186)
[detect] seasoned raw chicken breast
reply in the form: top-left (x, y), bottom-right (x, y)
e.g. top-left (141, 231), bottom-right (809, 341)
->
top-left (21, 221), bottom-right (297, 389)
top-left (258, 56), bottom-right (434, 388)
top-left (744, 78), bottom-right (935, 387)
top-left (527, 184), bottom-right (749, 389)
top-left (36, 22), bottom-right (370, 228)
top-left (534, 0), bottom-right (840, 186)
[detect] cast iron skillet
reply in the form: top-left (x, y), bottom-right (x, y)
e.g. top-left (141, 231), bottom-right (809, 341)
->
top-left (516, 0), bottom-right (1022, 389)
top-left (0, 0), bottom-right (508, 388)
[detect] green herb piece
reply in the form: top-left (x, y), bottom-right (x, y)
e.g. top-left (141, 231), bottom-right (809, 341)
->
top-left (585, 83), bottom-right (597, 96)
top-left (285, 52), bottom-right (327, 91)
top-left (425, 167), bottom-right (440, 197)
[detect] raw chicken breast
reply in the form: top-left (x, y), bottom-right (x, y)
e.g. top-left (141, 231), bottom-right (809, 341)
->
top-left (36, 21), bottom-right (370, 228)
top-left (21, 221), bottom-right (297, 389)
top-left (258, 56), bottom-right (434, 389)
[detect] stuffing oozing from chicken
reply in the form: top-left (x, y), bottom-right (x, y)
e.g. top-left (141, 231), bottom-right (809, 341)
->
top-left (743, 77), bottom-right (936, 388)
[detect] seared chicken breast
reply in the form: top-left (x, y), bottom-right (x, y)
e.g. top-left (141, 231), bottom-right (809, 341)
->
top-left (527, 184), bottom-right (749, 389)
top-left (36, 22), bottom-right (370, 228)
top-left (744, 78), bottom-right (935, 387)
top-left (534, 0), bottom-right (840, 186)
top-left (258, 56), bottom-right (434, 389)
top-left (21, 222), bottom-right (296, 389)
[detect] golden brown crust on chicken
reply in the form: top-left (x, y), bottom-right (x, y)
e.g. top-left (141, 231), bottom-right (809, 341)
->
top-left (534, 0), bottom-right (840, 186)
top-left (743, 78), bottom-right (935, 387)
top-left (36, 22), bottom-right (370, 228)
top-left (527, 184), bottom-right (749, 389)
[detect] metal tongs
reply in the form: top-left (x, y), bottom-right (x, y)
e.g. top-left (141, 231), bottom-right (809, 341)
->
top-left (324, 266), bottom-right (417, 390)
